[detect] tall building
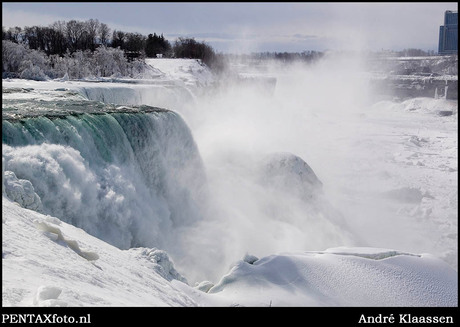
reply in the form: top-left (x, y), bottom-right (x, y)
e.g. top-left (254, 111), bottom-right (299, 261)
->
top-left (438, 10), bottom-right (458, 55)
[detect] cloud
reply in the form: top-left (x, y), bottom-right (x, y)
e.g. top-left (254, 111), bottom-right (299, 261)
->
top-left (167, 32), bottom-right (238, 41)
top-left (2, 8), bottom-right (64, 28)
top-left (292, 34), bottom-right (318, 41)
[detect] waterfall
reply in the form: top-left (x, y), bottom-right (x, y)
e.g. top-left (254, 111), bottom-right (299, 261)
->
top-left (2, 110), bottom-right (208, 251)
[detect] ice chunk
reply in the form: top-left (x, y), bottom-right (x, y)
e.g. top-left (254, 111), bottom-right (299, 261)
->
top-left (195, 281), bottom-right (215, 293)
top-left (128, 247), bottom-right (188, 284)
top-left (3, 171), bottom-right (43, 212)
top-left (34, 219), bottom-right (99, 261)
top-left (33, 286), bottom-right (67, 307)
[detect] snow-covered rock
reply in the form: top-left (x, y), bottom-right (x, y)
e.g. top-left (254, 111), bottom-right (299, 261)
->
top-left (259, 152), bottom-right (323, 199)
top-left (3, 170), bottom-right (43, 212)
top-left (127, 247), bottom-right (188, 284)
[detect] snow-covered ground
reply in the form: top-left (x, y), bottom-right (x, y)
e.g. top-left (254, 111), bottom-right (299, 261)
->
top-left (2, 56), bottom-right (458, 307)
top-left (144, 58), bottom-right (215, 88)
top-left (3, 196), bottom-right (457, 307)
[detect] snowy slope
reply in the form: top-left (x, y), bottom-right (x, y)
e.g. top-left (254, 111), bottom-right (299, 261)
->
top-left (2, 195), bottom-right (457, 307)
top-left (144, 58), bottom-right (215, 88)
top-left (2, 196), bottom-right (198, 307)
top-left (203, 248), bottom-right (457, 307)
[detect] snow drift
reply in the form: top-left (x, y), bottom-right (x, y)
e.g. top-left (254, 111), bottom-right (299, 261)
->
top-left (206, 248), bottom-right (457, 307)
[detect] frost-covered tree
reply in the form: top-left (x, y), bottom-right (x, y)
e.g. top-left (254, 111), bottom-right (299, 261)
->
top-left (61, 46), bottom-right (133, 78)
top-left (65, 50), bottom-right (94, 79)
top-left (2, 40), bottom-right (27, 75)
top-left (19, 62), bottom-right (48, 81)
top-left (92, 46), bottom-right (127, 77)
top-left (19, 48), bottom-right (48, 79)
top-left (129, 58), bottom-right (149, 78)
top-left (45, 54), bottom-right (68, 79)
top-left (2, 40), bottom-right (49, 80)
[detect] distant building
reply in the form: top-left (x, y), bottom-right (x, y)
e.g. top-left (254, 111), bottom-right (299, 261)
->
top-left (438, 10), bottom-right (458, 55)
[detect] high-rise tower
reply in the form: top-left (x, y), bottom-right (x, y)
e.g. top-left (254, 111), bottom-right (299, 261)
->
top-left (438, 10), bottom-right (458, 55)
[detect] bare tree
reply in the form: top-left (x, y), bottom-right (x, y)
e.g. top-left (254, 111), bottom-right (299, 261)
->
top-left (85, 18), bottom-right (100, 51)
top-left (98, 22), bottom-right (110, 47)
top-left (51, 20), bottom-right (67, 35)
top-left (66, 20), bottom-right (86, 52)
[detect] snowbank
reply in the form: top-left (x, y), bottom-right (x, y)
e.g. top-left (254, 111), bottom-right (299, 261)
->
top-left (2, 196), bottom-right (197, 307)
top-left (205, 248), bottom-right (457, 307)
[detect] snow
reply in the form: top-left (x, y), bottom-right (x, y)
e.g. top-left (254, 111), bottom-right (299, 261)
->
top-left (3, 195), bottom-right (457, 307)
top-left (2, 57), bottom-right (214, 111)
top-left (2, 56), bottom-right (458, 308)
top-left (144, 58), bottom-right (216, 88)
top-left (2, 196), bottom-right (197, 307)
top-left (206, 250), bottom-right (457, 307)
top-left (33, 285), bottom-right (66, 307)
top-left (3, 170), bottom-right (43, 212)
top-left (2, 78), bottom-right (195, 115)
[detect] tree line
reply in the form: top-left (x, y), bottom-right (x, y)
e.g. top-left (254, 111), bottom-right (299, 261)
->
top-left (234, 51), bottom-right (325, 62)
top-left (2, 38), bottom-right (148, 80)
top-left (2, 18), bottom-right (221, 68)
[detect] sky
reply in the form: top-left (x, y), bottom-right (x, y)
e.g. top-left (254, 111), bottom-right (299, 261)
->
top-left (2, 2), bottom-right (458, 53)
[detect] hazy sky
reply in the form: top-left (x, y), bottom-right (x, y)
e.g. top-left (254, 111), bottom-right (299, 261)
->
top-left (2, 2), bottom-right (458, 53)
